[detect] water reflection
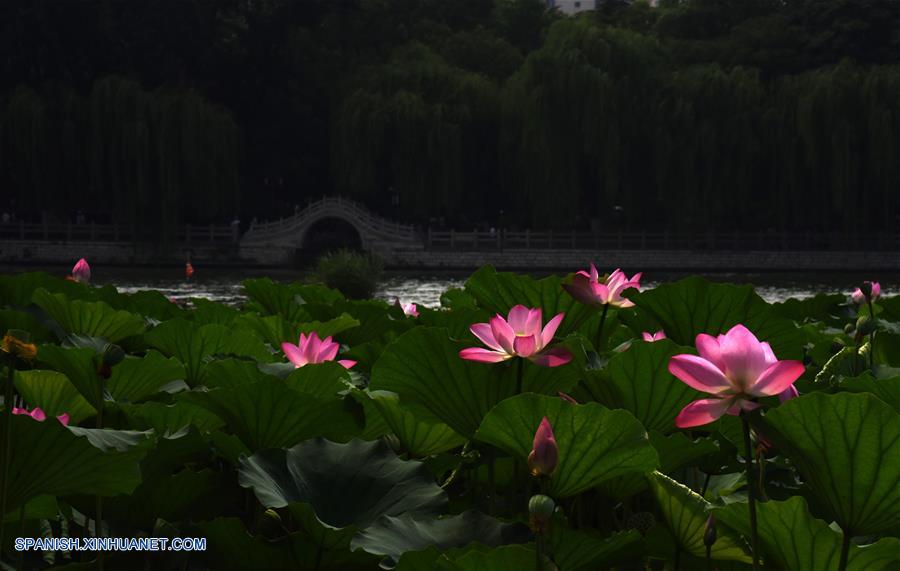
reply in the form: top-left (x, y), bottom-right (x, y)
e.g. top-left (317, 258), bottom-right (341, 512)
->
top-left (4, 265), bottom-right (896, 308)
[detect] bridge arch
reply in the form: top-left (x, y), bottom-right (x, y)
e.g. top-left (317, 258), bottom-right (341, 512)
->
top-left (239, 196), bottom-right (422, 265)
top-left (298, 215), bottom-right (363, 255)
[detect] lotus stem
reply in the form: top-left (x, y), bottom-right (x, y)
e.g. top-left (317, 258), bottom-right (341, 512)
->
top-left (838, 529), bottom-right (851, 571)
top-left (742, 414), bottom-right (760, 571)
top-left (867, 299), bottom-right (875, 371)
top-left (516, 357), bottom-right (524, 395)
top-left (96, 405), bottom-right (104, 571)
top-left (595, 304), bottom-right (610, 352)
top-left (16, 504), bottom-right (25, 571)
top-left (0, 359), bottom-right (15, 557)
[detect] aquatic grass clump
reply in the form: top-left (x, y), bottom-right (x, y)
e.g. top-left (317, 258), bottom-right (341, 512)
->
top-left (311, 249), bottom-right (383, 299)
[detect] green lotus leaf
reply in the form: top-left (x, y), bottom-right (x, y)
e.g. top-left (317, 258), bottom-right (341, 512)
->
top-left (0, 416), bottom-right (152, 514)
top-left (715, 496), bottom-right (900, 571)
top-left (32, 288), bottom-right (145, 342)
top-left (599, 431), bottom-right (720, 500)
top-left (463, 265), bottom-right (599, 338)
top-left (242, 278), bottom-right (343, 323)
top-left (840, 374), bottom-right (900, 413)
top-left (238, 439), bottom-right (446, 529)
top-left (626, 276), bottom-right (806, 359)
top-left (15, 369), bottom-right (96, 424)
top-left (475, 394), bottom-right (658, 498)
top-left (370, 391), bottom-right (467, 457)
top-left (370, 327), bottom-right (580, 439)
top-left (0, 308), bottom-right (54, 342)
top-left (548, 525), bottom-right (642, 571)
top-left (118, 401), bottom-right (225, 434)
top-left (192, 298), bottom-right (241, 325)
top-left (106, 350), bottom-right (187, 403)
top-left (0, 272), bottom-right (94, 307)
top-left (351, 510), bottom-right (531, 566)
top-left (37, 345), bottom-right (103, 410)
top-left (771, 293), bottom-right (850, 326)
top-left (647, 471), bottom-right (751, 563)
top-left (96, 288), bottom-right (186, 322)
top-left (232, 312), bottom-right (360, 349)
top-left (1, 495), bottom-right (58, 523)
top-left (181, 380), bottom-right (363, 450)
top-left (416, 306), bottom-right (492, 340)
top-left (436, 544), bottom-right (537, 571)
top-left (285, 361), bottom-right (353, 397)
top-left (197, 516), bottom-right (377, 571)
top-left (758, 392), bottom-right (900, 535)
top-left (204, 359), bottom-right (271, 389)
top-left (579, 338), bottom-right (704, 434)
top-left (145, 319), bottom-right (273, 385)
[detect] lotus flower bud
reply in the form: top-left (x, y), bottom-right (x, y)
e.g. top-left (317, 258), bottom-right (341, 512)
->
top-left (71, 258), bottom-right (91, 284)
top-left (704, 514), bottom-right (717, 548)
top-left (859, 282), bottom-right (873, 299)
top-left (528, 494), bottom-right (555, 534)
top-left (856, 315), bottom-right (876, 336)
top-left (102, 343), bottom-right (126, 367)
top-left (528, 494), bottom-right (556, 519)
top-left (527, 417), bottom-right (558, 478)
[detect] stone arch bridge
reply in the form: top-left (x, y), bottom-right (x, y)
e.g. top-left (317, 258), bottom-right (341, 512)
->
top-left (239, 196), bottom-right (424, 265)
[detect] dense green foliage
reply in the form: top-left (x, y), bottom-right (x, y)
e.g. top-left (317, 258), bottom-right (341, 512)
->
top-left (2, 0), bottom-right (900, 234)
top-left (311, 249), bottom-right (384, 299)
top-left (2, 268), bottom-right (900, 569)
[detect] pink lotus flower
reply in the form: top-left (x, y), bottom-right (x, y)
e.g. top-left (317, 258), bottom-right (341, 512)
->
top-left (563, 265), bottom-right (641, 308)
top-left (71, 258), bottom-right (91, 284)
top-left (395, 299), bottom-right (419, 318)
top-left (642, 330), bottom-right (667, 342)
top-left (778, 384), bottom-right (799, 403)
top-left (527, 417), bottom-right (558, 477)
top-left (281, 332), bottom-right (356, 369)
top-left (851, 281), bottom-right (881, 304)
top-left (12, 406), bottom-right (70, 426)
top-left (458, 305), bottom-right (572, 367)
top-left (668, 324), bottom-right (804, 428)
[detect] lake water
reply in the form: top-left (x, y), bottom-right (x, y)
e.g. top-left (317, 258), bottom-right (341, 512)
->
top-left (9, 265), bottom-right (894, 307)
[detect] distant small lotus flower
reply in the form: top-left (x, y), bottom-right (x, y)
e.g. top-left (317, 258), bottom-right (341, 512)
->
top-left (527, 417), bottom-right (559, 477)
top-left (12, 406), bottom-right (69, 426)
top-left (71, 258), bottom-right (91, 284)
top-left (185, 262), bottom-right (195, 280)
top-left (394, 299), bottom-right (419, 318)
top-left (563, 265), bottom-right (642, 308)
top-left (851, 281), bottom-right (881, 304)
top-left (459, 305), bottom-right (572, 367)
top-left (669, 324), bottom-right (804, 428)
top-left (282, 332), bottom-right (355, 369)
top-left (642, 331), bottom-right (666, 342)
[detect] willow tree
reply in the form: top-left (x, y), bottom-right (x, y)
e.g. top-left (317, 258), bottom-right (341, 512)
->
top-left (1, 76), bottom-right (240, 243)
top-left (332, 42), bottom-right (501, 223)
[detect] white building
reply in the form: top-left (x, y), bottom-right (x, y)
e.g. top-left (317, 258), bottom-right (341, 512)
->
top-left (547, 0), bottom-right (597, 15)
top-left (547, 0), bottom-right (658, 15)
